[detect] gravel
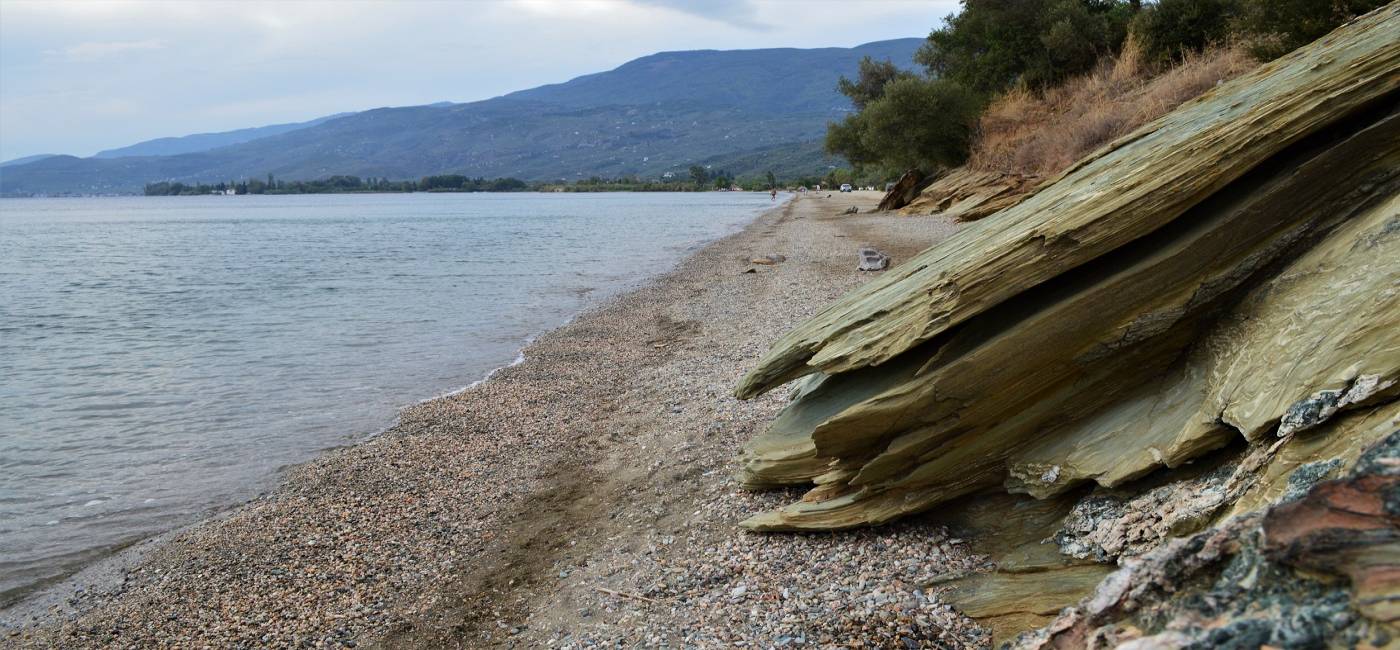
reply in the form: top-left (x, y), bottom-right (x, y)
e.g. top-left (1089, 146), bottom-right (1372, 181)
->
top-left (5, 193), bottom-right (982, 648)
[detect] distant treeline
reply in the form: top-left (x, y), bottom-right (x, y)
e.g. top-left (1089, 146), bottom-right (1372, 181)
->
top-left (542, 168), bottom-right (868, 192)
top-left (142, 168), bottom-right (846, 196)
top-left (143, 174), bottom-right (529, 196)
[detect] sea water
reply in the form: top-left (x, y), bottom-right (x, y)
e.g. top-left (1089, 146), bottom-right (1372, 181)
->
top-left (0, 191), bottom-right (778, 604)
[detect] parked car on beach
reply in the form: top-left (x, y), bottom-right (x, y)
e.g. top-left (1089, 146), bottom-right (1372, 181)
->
top-left (839, 183), bottom-right (852, 192)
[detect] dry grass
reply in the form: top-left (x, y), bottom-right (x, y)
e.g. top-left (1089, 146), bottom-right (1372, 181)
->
top-left (969, 42), bottom-right (1257, 178)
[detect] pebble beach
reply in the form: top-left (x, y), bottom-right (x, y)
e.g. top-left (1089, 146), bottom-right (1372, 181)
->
top-left (4, 192), bottom-right (989, 648)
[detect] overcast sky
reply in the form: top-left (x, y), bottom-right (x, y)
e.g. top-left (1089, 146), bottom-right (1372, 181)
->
top-left (0, 0), bottom-right (957, 161)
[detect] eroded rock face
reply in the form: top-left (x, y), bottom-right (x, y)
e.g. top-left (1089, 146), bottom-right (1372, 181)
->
top-left (875, 169), bottom-right (933, 212)
top-left (735, 9), bottom-right (1400, 398)
top-left (898, 168), bottom-right (1040, 222)
top-left (732, 6), bottom-right (1400, 647)
top-left (735, 2), bottom-right (1399, 528)
top-left (1010, 430), bottom-right (1400, 650)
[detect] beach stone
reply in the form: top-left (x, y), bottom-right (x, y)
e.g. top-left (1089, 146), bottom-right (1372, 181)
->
top-left (856, 248), bottom-right (889, 272)
top-left (750, 254), bottom-right (785, 265)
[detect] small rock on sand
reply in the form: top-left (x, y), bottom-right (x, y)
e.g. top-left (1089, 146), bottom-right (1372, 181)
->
top-left (857, 247), bottom-right (890, 271)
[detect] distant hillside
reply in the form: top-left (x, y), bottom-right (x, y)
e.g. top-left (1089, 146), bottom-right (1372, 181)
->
top-left (92, 113), bottom-right (356, 159)
top-left (0, 39), bottom-right (921, 195)
top-left (0, 154), bottom-right (57, 168)
top-left (507, 40), bottom-right (919, 113)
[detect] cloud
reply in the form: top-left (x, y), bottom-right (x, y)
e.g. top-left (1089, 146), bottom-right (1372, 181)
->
top-left (630, 0), bottom-right (770, 30)
top-left (53, 39), bottom-right (165, 62)
top-left (0, 0), bottom-right (945, 161)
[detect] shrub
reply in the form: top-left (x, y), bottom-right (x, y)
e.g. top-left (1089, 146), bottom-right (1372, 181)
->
top-left (1131, 0), bottom-right (1388, 64)
top-left (856, 78), bottom-right (984, 171)
top-left (1232, 0), bottom-right (1389, 60)
top-left (1131, 0), bottom-right (1239, 65)
top-left (917, 0), bottom-right (1136, 93)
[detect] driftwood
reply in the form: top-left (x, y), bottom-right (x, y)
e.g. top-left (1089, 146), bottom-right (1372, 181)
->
top-left (594, 586), bottom-right (664, 605)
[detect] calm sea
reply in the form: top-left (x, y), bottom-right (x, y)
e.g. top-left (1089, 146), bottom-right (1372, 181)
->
top-left (0, 191), bottom-right (777, 604)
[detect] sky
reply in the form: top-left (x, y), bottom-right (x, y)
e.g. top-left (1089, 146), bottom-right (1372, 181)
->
top-left (0, 0), bottom-right (958, 162)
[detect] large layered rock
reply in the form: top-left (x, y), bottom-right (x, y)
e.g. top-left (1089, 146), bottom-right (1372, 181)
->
top-left (733, 6), bottom-right (1400, 646)
top-left (875, 169), bottom-right (934, 211)
top-left (897, 168), bottom-right (1040, 222)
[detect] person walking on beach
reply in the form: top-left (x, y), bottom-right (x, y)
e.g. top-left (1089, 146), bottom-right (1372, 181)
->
top-left (770, 188), bottom-right (777, 201)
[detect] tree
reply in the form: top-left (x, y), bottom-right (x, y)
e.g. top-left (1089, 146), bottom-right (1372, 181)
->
top-left (825, 77), bottom-right (983, 173)
top-left (837, 57), bottom-right (916, 110)
top-left (765, 170), bottom-right (777, 189)
top-left (688, 165), bottom-right (710, 189)
top-left (858, 78), bottom-right (982, 171)
top-left (916, 0), bottom-right (1135, 93)
top-left (824, 112), bottom-right (882, 168)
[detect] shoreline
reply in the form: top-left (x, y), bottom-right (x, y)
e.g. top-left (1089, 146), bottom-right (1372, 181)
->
top-left (0, 191), bottom-right (777, 619)
top-left (7, 192), bottom-right (987, 647)
top-left (1, 193), bottom-right (783, 623)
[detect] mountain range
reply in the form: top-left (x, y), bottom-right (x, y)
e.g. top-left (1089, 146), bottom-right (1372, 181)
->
top-left (0, 39), bottom-right (920, 195)
top-left (90, 112), bottom-right (359, 159)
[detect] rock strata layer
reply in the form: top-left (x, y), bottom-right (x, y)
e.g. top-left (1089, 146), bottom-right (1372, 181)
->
top-left (898, 168), bottom-right (1040, 222)
top-left (734, 6), bottom-right (1400, 646)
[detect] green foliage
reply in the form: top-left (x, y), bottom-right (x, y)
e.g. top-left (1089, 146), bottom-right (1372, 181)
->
top-left (1131, 0), bottom-right (1239, 64)
top-left (824, 113), bottom-right (881, 168)
top-left (837, 0), bottom-right (1136, 175)
top-left (826, 56), bottom-right (911, 170)
top-left (418, 175), bottom-right (527, 192)
top-left (861, 78), bottom-right (983, 170)
top-left (543, 171), bottom-right (774, 192)
top-left (143, 174), bottom-right (528, 195)
top-left (1230, 0), bottom-right (1388, 60)
top-left (837, 57), bottom-right (917, 110)
top-left (1131, 0), bottom-right (1387, 64)
top-left (688, 165), bottom-right (711, 189)
top-left (826, 78), bottom-right (983, 173)
top-left (544, 176), bottom-right (697, 192)
top-left (917, 0), bottom-right (1135, 93)
top-left (821, 0), bottom-right (1381, 184)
